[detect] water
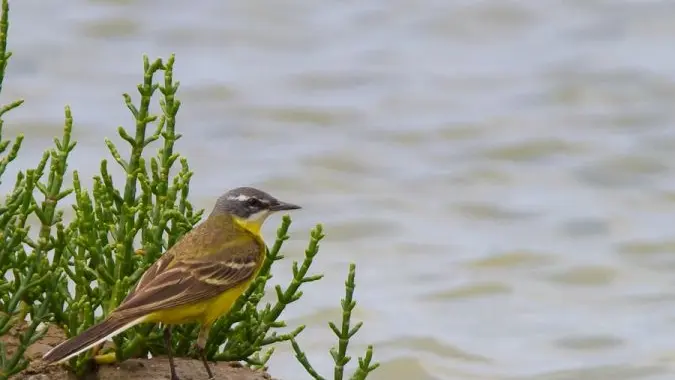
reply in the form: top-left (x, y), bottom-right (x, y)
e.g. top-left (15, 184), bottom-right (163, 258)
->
top-left (4, 0), bottom-right (675, 379)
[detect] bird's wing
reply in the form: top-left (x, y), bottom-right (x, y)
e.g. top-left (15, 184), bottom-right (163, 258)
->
top-left (114, 239), bottom-right (262, 317)
top-left (121, 251), bottom-right (176, 304)
top-left (122, 217), bottom-right (226, 302)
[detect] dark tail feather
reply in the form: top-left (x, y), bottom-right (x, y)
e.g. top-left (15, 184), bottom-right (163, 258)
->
top-left (43, 314), bottom-right (143, 363)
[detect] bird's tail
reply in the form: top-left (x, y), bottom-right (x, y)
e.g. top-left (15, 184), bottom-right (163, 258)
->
top-left (43, 313), bottom-right (146, 364)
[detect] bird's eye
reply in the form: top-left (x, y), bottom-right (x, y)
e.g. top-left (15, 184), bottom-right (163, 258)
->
top-left (246, 197), bottom-right (262, 207)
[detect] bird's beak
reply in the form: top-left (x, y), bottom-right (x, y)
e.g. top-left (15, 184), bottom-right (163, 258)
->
top-left (271, 201), bottom-right (301, 211)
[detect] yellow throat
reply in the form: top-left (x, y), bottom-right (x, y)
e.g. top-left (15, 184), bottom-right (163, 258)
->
top-left (232, 210), bottom-right (272, 237)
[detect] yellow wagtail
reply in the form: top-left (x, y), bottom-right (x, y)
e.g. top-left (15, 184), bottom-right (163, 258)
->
top-left (43, 187), bottom-right (301, 380)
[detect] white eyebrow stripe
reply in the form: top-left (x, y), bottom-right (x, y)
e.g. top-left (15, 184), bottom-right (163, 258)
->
top-left (227, 194), bottom-right (250, 201)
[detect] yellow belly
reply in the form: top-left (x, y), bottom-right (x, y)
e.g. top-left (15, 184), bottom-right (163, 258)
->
top-left (144, 281), bottom-right (252, 325)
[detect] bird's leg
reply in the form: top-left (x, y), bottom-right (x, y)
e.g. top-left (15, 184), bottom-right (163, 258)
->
top-left (197, 324), bottom-right (214, 380)
top-left (164, 326), bottom-right (180, 380)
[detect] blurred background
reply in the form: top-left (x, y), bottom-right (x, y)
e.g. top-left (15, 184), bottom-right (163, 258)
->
top-left (3, 0), bottom-right (675, 379)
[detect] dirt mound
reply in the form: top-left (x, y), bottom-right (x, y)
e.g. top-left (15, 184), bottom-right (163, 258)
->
top-left (6, 323), bottom-right (274, 380)
top-left (17, 357), bottom-right (272, 380)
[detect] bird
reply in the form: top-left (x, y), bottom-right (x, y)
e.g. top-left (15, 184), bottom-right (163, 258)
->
top-left (43, 186), bottom-right (301, 380)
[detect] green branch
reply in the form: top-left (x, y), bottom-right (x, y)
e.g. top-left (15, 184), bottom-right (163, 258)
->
top-left (291, 264), bottom-right (379, 380)
top-left (208, 220), bottom-right (325, 367)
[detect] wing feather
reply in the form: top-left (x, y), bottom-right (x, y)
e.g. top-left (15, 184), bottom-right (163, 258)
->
top-left (122, 251), bottom-right (175, 303)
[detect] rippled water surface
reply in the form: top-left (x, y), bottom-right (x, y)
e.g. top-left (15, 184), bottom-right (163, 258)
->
top-left (5, 1), bottom-right (675, 379)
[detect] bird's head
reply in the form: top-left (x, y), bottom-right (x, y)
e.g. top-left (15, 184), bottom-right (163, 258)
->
top-left (211, 187), bottom-right (301, 233)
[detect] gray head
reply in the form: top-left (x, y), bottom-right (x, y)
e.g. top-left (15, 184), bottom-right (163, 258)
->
top-left (211, 186), bottom-right (301, 223)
